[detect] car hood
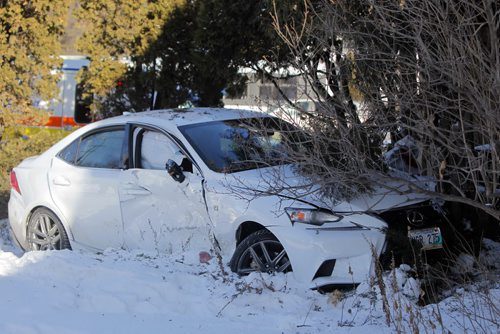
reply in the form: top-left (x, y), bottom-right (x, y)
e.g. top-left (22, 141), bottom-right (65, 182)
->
top-left (219, 164), bottom-right (433, 213)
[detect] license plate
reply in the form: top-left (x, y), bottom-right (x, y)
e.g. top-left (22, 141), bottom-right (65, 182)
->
top-left (408, 227), bottom-right (443, 250)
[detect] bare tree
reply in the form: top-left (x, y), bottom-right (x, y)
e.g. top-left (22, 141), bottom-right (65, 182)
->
top-left (267, 0), bottom-right (500, 221)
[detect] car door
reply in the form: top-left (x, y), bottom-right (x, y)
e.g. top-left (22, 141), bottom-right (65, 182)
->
top-left (49, 126), bottom-right (126, 250)
top-left (118, 125), bottom-right (211, 254)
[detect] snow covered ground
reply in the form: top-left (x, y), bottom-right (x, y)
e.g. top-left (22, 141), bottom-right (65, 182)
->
top-left (0, 218), bottom-right (498, 334)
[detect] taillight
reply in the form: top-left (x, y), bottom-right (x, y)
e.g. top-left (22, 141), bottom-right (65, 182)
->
top-left (10, 170), bottom-right (21, 195)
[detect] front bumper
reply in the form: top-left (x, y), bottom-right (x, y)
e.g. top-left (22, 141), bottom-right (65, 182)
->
top-left (270, 213), bottom-right (387, 288)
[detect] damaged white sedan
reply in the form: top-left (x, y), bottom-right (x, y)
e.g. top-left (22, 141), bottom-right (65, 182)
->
top-left (8, 108), bottom-right (431, 288)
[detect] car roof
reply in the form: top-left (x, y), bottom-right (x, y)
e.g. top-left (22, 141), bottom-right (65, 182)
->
top-left (96, 107), bottom-right (270, 130)
top-left (39, 107), bottom-right (272, 165)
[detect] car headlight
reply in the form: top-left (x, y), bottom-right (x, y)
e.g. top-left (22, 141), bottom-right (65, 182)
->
top-left (285, 208), bottom-right (343, 226)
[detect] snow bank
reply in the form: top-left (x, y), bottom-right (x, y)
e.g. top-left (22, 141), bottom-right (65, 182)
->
top-left (0, 219), bottom-right (498, 333)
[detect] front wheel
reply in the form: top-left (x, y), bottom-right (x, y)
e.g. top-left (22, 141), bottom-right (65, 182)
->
top-left (230, 230), bottom-right (292, 275)
top-left (27, 208), bottom-right (71, 251)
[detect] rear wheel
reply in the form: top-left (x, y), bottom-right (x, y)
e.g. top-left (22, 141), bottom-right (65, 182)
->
top-left (230, 230), bottom-right (292, 275)
top-left (27, 208), bottom-right (71, 251)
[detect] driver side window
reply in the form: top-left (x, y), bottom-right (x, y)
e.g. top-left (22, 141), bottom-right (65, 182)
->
top-left (132, 128), bottom-right (196, 173)
top-left (135, 130), bottom-right (180, 170)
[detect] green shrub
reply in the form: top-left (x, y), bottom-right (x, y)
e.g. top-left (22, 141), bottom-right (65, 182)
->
top-left (0, 128), bottom-right (70, 215)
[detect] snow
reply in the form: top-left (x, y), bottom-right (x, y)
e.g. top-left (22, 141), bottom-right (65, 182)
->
top-left (0, 218), bottom-right (498, 334)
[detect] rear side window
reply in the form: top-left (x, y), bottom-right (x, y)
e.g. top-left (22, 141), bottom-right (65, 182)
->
top-left (58, 128), bottom-right (125, 169)
top-left (58, 139), bottom-right (79, 164)
top-left (76, 130), bottom-right (124, 169)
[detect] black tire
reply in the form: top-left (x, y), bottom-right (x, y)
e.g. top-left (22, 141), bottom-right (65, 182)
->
top-left (230, 229), bottom-right (292, 275)
top-left (27, 208), bottom-right (71, 251)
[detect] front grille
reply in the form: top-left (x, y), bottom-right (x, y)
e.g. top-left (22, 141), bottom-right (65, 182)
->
top-left (378, 201), bottom-right (448, 268)
top-left (379, 201), bottom-right (447, 231)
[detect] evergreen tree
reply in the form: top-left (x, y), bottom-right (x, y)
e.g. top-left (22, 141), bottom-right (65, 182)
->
top-left (190, 0), bottom-right (301, 106)
top-left (75, 0), bottom-right (185, 114)
top-left (0, 0), bottom-right (70, 139)
top-left (75, 0), bottom-right (300, 112)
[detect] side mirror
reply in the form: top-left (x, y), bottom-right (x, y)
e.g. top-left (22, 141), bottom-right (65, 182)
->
top-left (166, 159), bottom-right (185, 183)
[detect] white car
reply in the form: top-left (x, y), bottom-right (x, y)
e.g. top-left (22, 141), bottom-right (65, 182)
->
top-left (8, 108), bottom-right (437, 288)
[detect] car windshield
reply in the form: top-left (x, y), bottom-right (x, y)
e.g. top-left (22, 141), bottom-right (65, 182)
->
top-left (180, 117), bottom-right (304, 173)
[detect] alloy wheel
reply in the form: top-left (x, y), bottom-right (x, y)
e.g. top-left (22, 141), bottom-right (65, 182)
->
top-left (28, 213), bottom-right (63, 250)
top-left (236, 239), bottom-right (291, 275)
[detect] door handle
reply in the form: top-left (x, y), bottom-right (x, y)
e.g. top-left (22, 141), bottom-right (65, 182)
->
top-left (53, 176), bottom-right (70, 186)
top-left (122, 184), bottom-right (151, 196)
top-left (126, 188), bottom-right (151, 196)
